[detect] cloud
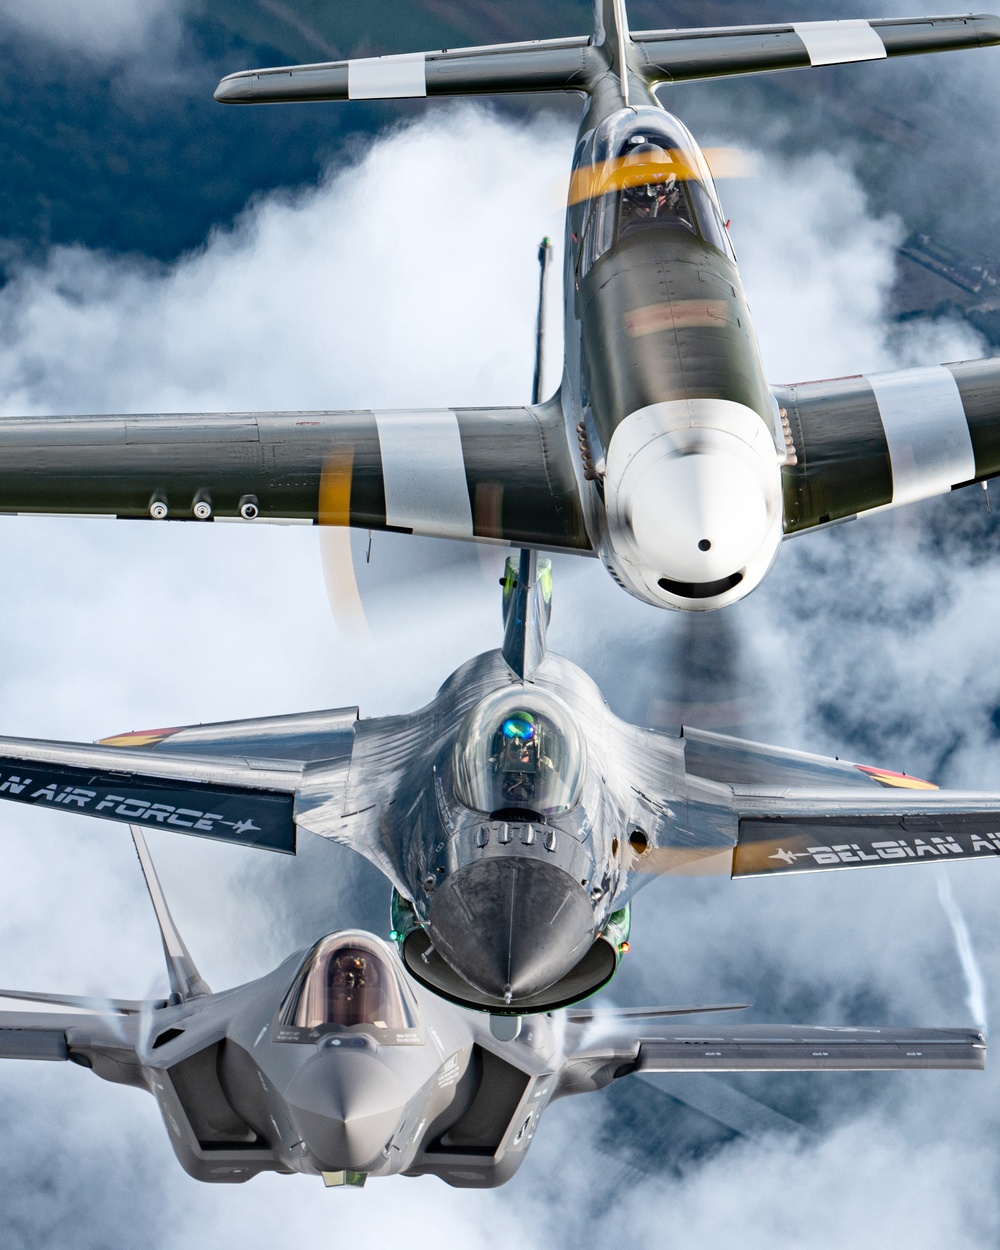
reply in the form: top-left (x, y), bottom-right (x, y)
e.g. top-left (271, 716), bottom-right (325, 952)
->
top-left (0, 99), bottom-right (998, 1245)
top-left (0, 0), bottom-right (181, 58)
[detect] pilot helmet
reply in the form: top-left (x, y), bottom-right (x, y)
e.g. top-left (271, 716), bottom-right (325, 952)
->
top-left (622, 140), bottom-right (675, 191)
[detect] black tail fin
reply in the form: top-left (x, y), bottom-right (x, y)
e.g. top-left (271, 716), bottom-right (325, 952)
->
top-left (130, 827), bottom-right (211, 1002)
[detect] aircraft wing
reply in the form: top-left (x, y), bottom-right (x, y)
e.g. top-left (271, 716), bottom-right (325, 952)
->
top-left (625, 725), bottom-right (1000, 877)
top-left (776, 358), bottom-right (1000, 535)
top-left (0, 733), bottom-right (303, 852)
top-left (0, 705), bottom-right (404, 880)
top-left (0, 1008), bottom-right (144, 1084)
top-left (732, 786), bottom-right (1000, 877)
top-left (662, 725), bottom-right (1000, 878)
top-left (0, 400), bottom-right (590, 553)
top-left (561, 1024), bottom-right (985, 1093)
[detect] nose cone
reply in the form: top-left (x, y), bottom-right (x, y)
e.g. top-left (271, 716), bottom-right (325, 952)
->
top-left (285, 1050), bottom-right (406, 1171)
top-left (429, 857), bottom-right (594, 1001)
top-left (629, 434), bottom-right (771, 583)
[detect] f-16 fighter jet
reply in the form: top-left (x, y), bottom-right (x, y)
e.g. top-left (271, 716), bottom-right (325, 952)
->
top-left (0, 826), bottom-right (982, 1188)
top-left (0, 557), bottom-right (1000, 1013)
top-left (1, 1), bottom-right (1000, 610)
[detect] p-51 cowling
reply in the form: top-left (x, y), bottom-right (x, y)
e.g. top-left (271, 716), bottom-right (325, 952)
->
top-left (600, 398), bottom-right (783, 607)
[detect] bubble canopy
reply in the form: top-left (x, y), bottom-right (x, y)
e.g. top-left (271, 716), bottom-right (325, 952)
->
top-left (452, 688), bottom-right (587, 817)
top-left (283, 933), bottom-right (419, 1033)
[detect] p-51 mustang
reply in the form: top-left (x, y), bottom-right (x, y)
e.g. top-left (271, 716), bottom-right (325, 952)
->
top-left (0, 826), bottom-right (982, 1188)
top-left (1, 1), bottom-right (1000, 610)
top-left (1, 556), bottom-right (1000, 1013)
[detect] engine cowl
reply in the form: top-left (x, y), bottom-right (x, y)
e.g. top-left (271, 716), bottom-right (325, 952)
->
top-left (602, 398), bottom-right (783, 610)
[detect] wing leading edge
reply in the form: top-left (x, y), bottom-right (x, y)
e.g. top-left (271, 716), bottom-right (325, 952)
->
top-left (0, 735), bottom-right (301, 852)
top-left (674, 725), bottom-right (1000, 879)
top-left (779, 357), bottom-right (1000, 534)
top-left (0, 401), bottom-right (590, 554)
top-left (561, 1024), bottom-right (985, 1096)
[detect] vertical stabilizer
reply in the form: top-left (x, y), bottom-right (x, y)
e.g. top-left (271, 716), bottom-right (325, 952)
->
top-left (594, 0), bottom-right (633, 104)
top-left (504, 235), bottom-right (555, 680)
top-left (130, 827), bottom-right (211, 1001)
top-left (502, 549), bottom-right (552, 680)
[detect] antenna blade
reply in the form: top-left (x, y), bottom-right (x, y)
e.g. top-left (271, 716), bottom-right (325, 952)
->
top-left (531, 237), bottom-right (553, 406)
top-left (130, 826), bottom-right (211, 1001)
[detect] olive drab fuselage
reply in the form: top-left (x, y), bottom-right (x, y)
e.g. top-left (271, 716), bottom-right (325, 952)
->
top-left (560, 67), bottom-right (783, 610)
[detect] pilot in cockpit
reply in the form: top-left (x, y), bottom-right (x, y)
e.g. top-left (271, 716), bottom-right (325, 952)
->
top-left (619, 139), bottom-right (691, 232)
top-left (328, 950), bottom-right (380, 1027)
top-left (491, 712), bottom-right (552, 806)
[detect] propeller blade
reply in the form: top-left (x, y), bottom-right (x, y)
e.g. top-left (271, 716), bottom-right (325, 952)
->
top-left (319, 525), bottom-right (370, 637)
top-left (317, 445), bottom-right (370, 637)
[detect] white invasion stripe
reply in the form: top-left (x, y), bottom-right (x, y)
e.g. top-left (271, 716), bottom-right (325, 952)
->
top-left (375, 410), bottom-right (474, 539)
top-left (14, 512), bottom-right (118, 520)
top-left (347, 53), bottom-right (427, 99)
top-left (793, 20), bottom-right (886, 66)
top-left (868, 365), bottom-right (975, 507)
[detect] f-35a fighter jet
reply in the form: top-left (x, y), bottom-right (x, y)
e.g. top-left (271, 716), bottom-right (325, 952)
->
top-left (0, 556), bottom-right (1000, 1014)
top-left (1, 1), bottom-right (1000, 610)
top-left (0, 827), bottom-right (982, 1188)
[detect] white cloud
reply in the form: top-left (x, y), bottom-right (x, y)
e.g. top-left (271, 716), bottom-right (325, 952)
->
top-left (0, 101), bottom-right (997, 1244)
top-left (0, 0), bottom-right (181, 58)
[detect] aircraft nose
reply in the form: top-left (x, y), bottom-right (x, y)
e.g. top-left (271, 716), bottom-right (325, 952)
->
top-left (628, 433), bottom-right (772, 584)
top-left (429, 856), bottom-right (594, 1001)
top-left (285, 1049), bottom-right (406, 1171)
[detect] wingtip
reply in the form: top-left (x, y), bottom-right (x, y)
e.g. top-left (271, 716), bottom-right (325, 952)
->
top-left (214, 73), bottom-right (253, 104)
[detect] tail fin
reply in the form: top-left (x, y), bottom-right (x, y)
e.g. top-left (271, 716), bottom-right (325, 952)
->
top-left (130, 827), bottom-right (211, 1002)
top-left (501, 549), bottom-right (552, 681)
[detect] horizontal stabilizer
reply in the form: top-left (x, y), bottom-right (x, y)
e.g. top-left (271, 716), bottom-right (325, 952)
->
top-left (734, 797), bottom-right (1000, 877)
top-left (632, 1024), bottom-right (984, 1072)
top-left (567, 1003), bottom-right (749, 1022)
top-left (214, 15), bottom-right (1000, 104)
top-left (0, 736), bottom-right (300, 852)
top-left (778, 357), bottom-right (1000, 534)
top-left (0, 988), bottom-right (150, 1013)
top-left (634, 15), bottom-right (1000, 83)
top-left (0, 1027), bottom-right (68, 1061)
top-left (214, 37), bottom-right (591, 104)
